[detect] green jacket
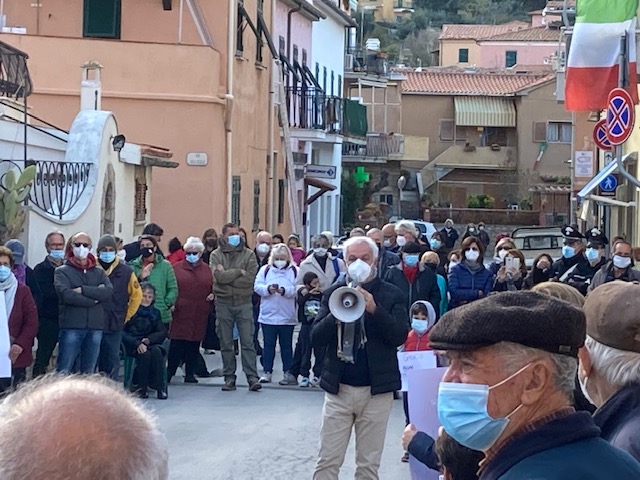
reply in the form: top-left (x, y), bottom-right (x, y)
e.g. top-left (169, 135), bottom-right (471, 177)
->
top-left (130, 253), bottom-right (178, 324)
top-left (209, 238), bottom-right (258, 306)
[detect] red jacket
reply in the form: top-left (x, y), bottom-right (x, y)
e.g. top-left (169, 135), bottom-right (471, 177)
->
top-left (167, 249), bottom-right (186, 265)
top-left (8, 284), bottom-right (39, 369)
top-left (403, 329), bottom-right (431, 351)
top-left (170, 259), bottom-right (212, 341)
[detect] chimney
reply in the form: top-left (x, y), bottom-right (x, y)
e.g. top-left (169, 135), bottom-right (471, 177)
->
top-left (80, 60), bottom-right (103, 111)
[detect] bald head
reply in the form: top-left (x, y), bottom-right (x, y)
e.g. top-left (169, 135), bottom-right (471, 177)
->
top-left (0, 375), bottom-right (168, 480)
top-left (256, 231), bottom-right (272, 244)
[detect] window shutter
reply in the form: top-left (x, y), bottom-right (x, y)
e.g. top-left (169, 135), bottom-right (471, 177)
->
top-left (533, 122), bottom-right (547, 143)
top-left (440, 119), bottom-right (454, 141)
top-left (83, 0), bottom-right (121, 39)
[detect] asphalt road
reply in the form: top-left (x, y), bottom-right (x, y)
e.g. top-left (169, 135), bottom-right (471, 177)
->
top-left (148, 348), bottom-right (410, 480)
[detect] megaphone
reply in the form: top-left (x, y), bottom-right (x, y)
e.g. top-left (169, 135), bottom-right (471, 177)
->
top-left (329, 286), bottom-right (365, 323)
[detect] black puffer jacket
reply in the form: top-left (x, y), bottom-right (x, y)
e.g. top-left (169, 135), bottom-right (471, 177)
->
top-left (311, 277), bottom-right (409, 395)
top-left (54, 260), bottom-right (113, 330)
top-left (122, 305), bottom-right (167, 356)
top-left (384, 263), bottom-right (441, 319)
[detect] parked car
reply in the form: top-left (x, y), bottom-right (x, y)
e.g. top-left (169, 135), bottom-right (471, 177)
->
top-left (511, 226), bottom-right (563, 269)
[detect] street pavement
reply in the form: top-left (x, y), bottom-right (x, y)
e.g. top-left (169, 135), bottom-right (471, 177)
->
top-left (148, 347), bottom-right (411, 480)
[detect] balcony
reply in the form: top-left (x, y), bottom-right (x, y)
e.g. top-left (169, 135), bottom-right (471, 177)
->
top-left (342, 133), bottom-right (404, 162)
top-left (344, 47), bottom-right (389, 76)
top-left (432, 145), bottom-right (517, 170)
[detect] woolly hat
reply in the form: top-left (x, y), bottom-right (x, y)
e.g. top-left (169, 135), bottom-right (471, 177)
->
top-left (97, 235), bottom-right (117, 252)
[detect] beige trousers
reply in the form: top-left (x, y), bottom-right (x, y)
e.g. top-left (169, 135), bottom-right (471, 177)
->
top-left (313, 384), bottom-right (394, 480)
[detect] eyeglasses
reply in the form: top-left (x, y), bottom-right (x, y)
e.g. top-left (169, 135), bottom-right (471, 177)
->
top-left (73, 243), bottom-right (90, 248)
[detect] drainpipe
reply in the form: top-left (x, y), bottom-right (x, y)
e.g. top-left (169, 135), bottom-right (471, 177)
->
top-left (267, 0), bottom-right (277, 233)
top-left (225, 0), bottom-right (236, 221)
top-left (287, 1), bottom-right (303, 61)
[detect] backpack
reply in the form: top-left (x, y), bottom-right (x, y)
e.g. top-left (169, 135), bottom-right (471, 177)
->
top-left (264, 264), bottom-right (298, 281)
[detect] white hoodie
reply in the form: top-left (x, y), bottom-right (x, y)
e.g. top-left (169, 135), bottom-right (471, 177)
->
top-left (254, 264), bottom-right (298, 325)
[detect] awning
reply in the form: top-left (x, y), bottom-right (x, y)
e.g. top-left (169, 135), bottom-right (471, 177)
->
top-left (577, 152), bottom-right (636, 200)
top-left (454, 97), bottom-right (516, 127)
top-left (304, 176), bottom-right (336, 206)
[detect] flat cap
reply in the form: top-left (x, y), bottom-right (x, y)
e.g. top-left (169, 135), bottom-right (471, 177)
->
top-left (429, 291), bottom-right (586, 357)
top-left (583, 281), bottom-right (640, 353)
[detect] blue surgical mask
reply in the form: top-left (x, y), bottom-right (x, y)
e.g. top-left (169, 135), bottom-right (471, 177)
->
top-left (411, 318), bottom-right (429, 334)
top-left (585, 247), bottom-right (600, 262)
top-left (562, 245), bottom-right (576, 258)
top-left (437, 364), bottom-right (530, 451)
top-left (99, 251), bottom-right (116, 264)
top-left (49, 249), bottom-right (65, 260)
top-left (185, 253), bottom-right (200, 264)
top-left (227, 234), bottom-right (241, 247)
top-left (404, 254), bottom-right (420, 267)
top-left (0, 265), bottom-right (11, 282)
top-left (430, 239), bottom-right (442, 250)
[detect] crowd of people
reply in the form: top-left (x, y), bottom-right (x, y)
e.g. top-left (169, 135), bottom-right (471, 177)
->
top-left (2, 216), bottom-right (640, 479)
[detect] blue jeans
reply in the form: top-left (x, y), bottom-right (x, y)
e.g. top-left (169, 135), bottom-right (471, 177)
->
top-left (98, 331), bottom-right (123, 381)
top-left (57, 329), bottom-right (103, 374)
top-left (261, 324), bottom-right (294, 374)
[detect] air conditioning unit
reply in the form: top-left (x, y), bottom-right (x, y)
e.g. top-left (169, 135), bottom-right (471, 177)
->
top-left (345, 54), bottom-right (354, 70)
top-left (543, 57), bottom-right (551, 65)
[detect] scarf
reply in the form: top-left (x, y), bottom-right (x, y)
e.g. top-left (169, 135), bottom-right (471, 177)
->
top-left (402, 264), bottom-right (419, 284)
top-left (66, 251), bottom-right (97, 270)
top-left (12, 264), bottom-right (26, 286)
top-left (0, 273), bottom-right (18, 377)
top-left (464, 259), bottom-right (483, 273)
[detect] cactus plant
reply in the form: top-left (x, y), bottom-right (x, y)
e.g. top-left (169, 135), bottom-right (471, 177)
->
top-left (0, 165), bottom-right (36, 242)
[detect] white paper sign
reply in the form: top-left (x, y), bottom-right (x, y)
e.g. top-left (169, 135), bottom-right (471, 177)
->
top-left (575, 151), bottom-right (594, 178)
top-left (397, 350), bottom-right (437, 392)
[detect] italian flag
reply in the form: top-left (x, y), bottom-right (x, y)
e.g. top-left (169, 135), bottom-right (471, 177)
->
top-left (565, 0), bottom-right (639, 111)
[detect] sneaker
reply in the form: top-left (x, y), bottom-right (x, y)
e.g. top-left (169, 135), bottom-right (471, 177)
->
top-left (309, 375), bottom-right (320, 387)
top-left (221, 379), bottom-right (237, 391)
top-left (279, 372), bottom-right (298, 386)
top-left (299, 377), bottom-right (310, 388)
top-left (259, 372), bottom-right (272, 383)
top-left (248, 378), bottom-right (262, 391)
top-left (209, 368), bottom-right (224, 378)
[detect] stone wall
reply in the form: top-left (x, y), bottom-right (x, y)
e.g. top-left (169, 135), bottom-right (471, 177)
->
top-left (426, 207), bottom-right (540, 226)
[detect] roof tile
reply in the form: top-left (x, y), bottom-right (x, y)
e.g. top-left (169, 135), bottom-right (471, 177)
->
top-left (440, 21), bottom-right (529, 40)
top-left (401, 67), bottom-right (555, 96)
top-left (481, 26), bottom-right (562, 42)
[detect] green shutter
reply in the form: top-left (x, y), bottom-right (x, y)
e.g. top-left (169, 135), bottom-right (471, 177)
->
top-left (83, 0), bottom-right (121, 39)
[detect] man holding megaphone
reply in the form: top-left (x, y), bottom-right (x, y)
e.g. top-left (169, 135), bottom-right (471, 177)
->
top-left (311, 236), bottom-right (409, 480)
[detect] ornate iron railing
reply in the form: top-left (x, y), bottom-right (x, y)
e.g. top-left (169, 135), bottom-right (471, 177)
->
top-left (0, 160), bottom-right (92, 219)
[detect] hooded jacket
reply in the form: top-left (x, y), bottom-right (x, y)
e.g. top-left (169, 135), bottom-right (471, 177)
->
top-left (209, 237), bottom-right (258, 305)
top-left (402, 300), bottom-right (436, 351)
top-left (296, 253), bottom-right (346, 292)
top-left (254, 263), bottom-right (298, 325)
top-left (129, 253), bottom-right (178, 324)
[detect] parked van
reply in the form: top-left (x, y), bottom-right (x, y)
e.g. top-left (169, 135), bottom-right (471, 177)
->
top-left (511, 226), bottom-right (563, 268)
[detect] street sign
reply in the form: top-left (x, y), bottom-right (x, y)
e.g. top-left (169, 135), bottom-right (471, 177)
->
top-left (599, 174), bottom-right (618, 197)
top-left (593, 119), bottom-right (612, 151)
top-left (306, 165), bottom-right (336, 180)
top-left (606, 88), bottom-right (635, 145)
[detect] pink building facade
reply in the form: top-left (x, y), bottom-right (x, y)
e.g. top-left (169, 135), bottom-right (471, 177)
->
top-left (478, 41), bottom-right (559, 69)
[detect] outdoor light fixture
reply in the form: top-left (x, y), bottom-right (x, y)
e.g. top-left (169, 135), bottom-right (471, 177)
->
top-left (112, 134), bottom-right (126, 152)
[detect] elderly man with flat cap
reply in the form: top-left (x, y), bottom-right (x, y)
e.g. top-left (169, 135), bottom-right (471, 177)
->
top-left (580, 281), bottom-right (640, 462)
top-left (428, 291), bottom-right (640, 479)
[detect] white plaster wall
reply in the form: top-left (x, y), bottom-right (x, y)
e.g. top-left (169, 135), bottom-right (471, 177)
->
top-left (311, 13), bottom-right (346, 96)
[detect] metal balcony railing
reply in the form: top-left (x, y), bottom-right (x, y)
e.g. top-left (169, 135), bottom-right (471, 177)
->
top-left (286, 87), bottom-right (326, 130)
top-left (342, 133), bottom-right (404, 157)
top-left (1, 160), bottom-right (93, 219)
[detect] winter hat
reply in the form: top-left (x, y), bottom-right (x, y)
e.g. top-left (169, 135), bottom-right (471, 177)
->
top-left (583, 281), bottom-right (640, 353)
top-left (5, 239), bottom-right (24, 265)
top-left (97, 235), bottom-right (117, 252)
top-left (403, 242), bottom-right (422, 255)
top-left (429, 291), bottom-right (586, 358)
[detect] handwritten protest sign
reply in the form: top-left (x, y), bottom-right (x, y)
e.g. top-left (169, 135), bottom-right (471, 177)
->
top-left (397, 350), bottom-right (437, 391)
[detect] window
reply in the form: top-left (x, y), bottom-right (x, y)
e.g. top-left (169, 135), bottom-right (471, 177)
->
top-left (293, 44), bottom-right (299, 63)
top-left (315, 62), bottom-right (320, 83)
top-left (278, 179), bottom-right (285, 224)
top-left (505, 50), bottom-right (518, 68)
top-left (134, 169), bottom-right (147, 222)
top-left (302, 49), bottom-right (307, 66)
top-left (236, 5), bottom-right (244, 56)
top-left (439, 119), bottom-right (454, 141)
top-left (256, 0), bottom-right (264, 64)
top-left (323, 67), bottom-right (327, 91)
top-left (83, 0), bottom-right (121, 39)
top-left (458, 48), bottom-right (469, 63)
top-left (547, 122), bottom-right (572, 143)
top-left (338, 74), bottom-right (342, 97)
top-left (253, 180), bottom-right (260, 231)
top-left (232, 176), bottom-right (241, 225)
top-left (379, 194), bottom-right (393, 205)
top-left (331, 71), bottom-right (335, 96)
top-left (455, 125), bottom-right (467, 141)
top-left (279, 36), bottom-right (285, 56)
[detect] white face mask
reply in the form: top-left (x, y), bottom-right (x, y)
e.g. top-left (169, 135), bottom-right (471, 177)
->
top-left (465, 250), bottom-right (480, 262)
top-left (117, 249), bottom-right (127, 261)
top-left (578, 370), bottom-right (596, 405)
top-left (273, 259), bottom-right (287, 269)
top-left (73, 245), bottom-right (90, 259)
top-left (396, 235), bottom-right (407, 247)
top-left (383, 239), bottom-right (392, 248)
top-left (347, 258), bottom-right (372, 284)
top-left (613, 255), bottom-right (632, 269)
top-left (497, 249), bottom-right (509, 261)
top-left (257, 243), bottom-right (271, 256)
top-left (314, 247), bottom-right (328, 257)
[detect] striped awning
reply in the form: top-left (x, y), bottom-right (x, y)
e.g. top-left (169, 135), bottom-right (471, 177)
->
top-left (454, 97), bottom-right (516, 127)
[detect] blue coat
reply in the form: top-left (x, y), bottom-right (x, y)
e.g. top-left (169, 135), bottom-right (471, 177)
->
top-left (480, 411), bottom-right (640, 480)
top-left (448, 261), bottom-right (494, 309)
top-left (593, 382), bottom-right (640, 462)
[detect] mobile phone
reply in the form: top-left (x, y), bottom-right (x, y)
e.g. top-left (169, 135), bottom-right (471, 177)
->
top-left (505, 257), bottom-right (521, 271)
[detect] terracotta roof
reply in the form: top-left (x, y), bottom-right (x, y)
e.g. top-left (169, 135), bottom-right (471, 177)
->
top-left (440, 21), bottom-right (529, 40)
top-left (481, 26), bottom-right (562, 42)
top-left (545, 0), bottom-right (575, 9)
top-left (401, 67), bottom-right (555, 96)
